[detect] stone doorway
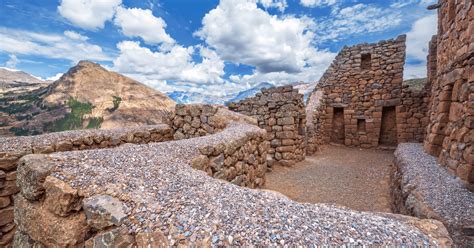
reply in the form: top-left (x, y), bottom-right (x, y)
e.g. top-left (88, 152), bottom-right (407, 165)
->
top-left (331, 107), bottom-right (345, 144)
top-left (379, 106), bottom-right (397, 146)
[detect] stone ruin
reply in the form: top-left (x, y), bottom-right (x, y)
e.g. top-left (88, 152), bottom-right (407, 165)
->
top-left (0, 104), bottom-right (453, 247)
top-left (228, 86), bottom-right (306, 167)
top-left (423, 0), bottom-right (473, 190)
top-left (306, 35), bottom-right (431, 153)
top-left (1, 1), bottom-right (472, 246)
top-left (391, 1), bottom-right (473, 246)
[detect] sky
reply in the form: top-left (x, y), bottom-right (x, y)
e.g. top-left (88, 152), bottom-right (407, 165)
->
top-left (0, 0), bottom-right (438, 97)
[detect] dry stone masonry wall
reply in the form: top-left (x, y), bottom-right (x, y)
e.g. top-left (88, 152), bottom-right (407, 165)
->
top-left (0, 125), bottom-right (173, 246)
top-left (306, 35), bottom-right (431, 151)
top-left (13, 126), bottom-right (452, 247)
top-left (229, 85), bottom-right (306, 167)
top-left (423, 0), bottom-right (473, 189)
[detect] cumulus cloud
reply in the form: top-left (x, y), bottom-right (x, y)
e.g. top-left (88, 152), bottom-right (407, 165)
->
top-left (58, 0), bottom-right (122, 30)
top-left (404, 14), bottom-right (437, 79)
top-left (196, 0), bottom-right (334, 80)
top-left (300, 0), bottom-right (337, 8)
top-left (114, 6), bottom-right (174, 45)
top-left (0, 27), bottom-right (111, 63)
top-left (46, 73), bottom-right (64, 81)
top-left (258, 0), bottom-right (288, 12)
top-left (113, 41), bottom-right (225, 85)
top-left (5, 54), bottom-right (19, 68)
top-left (315, 3), bottom-right (402, 42)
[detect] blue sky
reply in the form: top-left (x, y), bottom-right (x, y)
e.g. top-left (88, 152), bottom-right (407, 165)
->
top-left (0, 0), bottom-right (437, 96)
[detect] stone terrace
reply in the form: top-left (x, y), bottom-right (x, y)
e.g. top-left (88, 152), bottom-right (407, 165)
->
top-left (0, 125), bottom-right (173, 245)
top-left (15, 122), bottom-right (451, 247)
top-left (392, 143), bottom-right (474, 247)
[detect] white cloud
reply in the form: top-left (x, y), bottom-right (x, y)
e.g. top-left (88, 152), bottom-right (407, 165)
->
top-left (258, 0), bottom-right (288, 12)
top-left (58, 0), bottom-right (122, 30)
top-left (404, 14), bottom-right (437, 79)
top-left (114, 7), bottom-right (174, 45)
top-left (113, 41), bottom-right (225, 85)
top-left (5, 54), bottom-right (19, 68)
top-left (390, 0), bottom-right (437, 8)
top-left (46, 73), bottom-right (64, 81)
top-left (0, 27), bottom-right (111, 63)
top-left (64, 30), bottom-right (89, 41)
top-left (300, 0), bottom-right (337, 8)
top-left (196, 0), bottom-right (335, 79)
top-left (315, 4), bottom-right (402, 42)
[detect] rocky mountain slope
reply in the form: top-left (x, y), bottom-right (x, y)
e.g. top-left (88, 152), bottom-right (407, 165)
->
top-left (0, 61), bottom-right (175, 136)
top-left (0, 67), bottom-right (48, 95)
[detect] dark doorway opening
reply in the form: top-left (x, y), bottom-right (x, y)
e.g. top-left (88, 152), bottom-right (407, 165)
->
top-left (331, 107), bottom-right (345, 144)
top-left (357, 119), bottom-right (366, 133)
top-left (379, 106), bottom-right (397, 146)
top-left (361, 53), bottom-right (372, 70)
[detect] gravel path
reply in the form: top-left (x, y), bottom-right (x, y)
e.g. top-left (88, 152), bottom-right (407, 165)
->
top-left (43, 126), bottom-right (444, 246)
top-left (264, 145), bottom-right (394, 213)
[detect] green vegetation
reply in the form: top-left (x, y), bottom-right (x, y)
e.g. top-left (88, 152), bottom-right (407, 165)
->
top-left (86, 117), bottom-right (103, 129)
top-left (403, 78), bottom-right (427, 91)
top-left (10, 126), bottom-right (29, 136)
top-left (49, 98), bottom-right (100, 132)
top-left (107, 95), bottom-right (122, 113)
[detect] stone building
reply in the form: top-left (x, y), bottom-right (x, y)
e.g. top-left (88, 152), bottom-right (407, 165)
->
top-left (306, 35), bottom-right (431, 151)
top-left (228, 86), bottom-right (306, 167)
top-left (423, 0), bottom-right (473, 190)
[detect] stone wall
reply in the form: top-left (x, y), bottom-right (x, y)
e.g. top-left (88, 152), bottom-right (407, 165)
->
top-left (307, 35), bottom-right (430, 150)
top-left (0, 125), bottom-right (173, 246)
top-left (391, 143), bottom-right (473, 247)
top-left (12, 126), bottom-right (452, 247)
top-left (423, 0), bottom-right (473, 189)
top-left (396, 85), bottom-right (431, 143)
top-left (229, 86), bottom-right (306, 167)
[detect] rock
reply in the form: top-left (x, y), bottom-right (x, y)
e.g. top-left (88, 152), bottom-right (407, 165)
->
top-left (85, 228), bottom-right (135, 248)
top-left (135, 231), bottom-right (168, 248)
top-left (83, 194), bottom-right (128, 230)
top-left (0, 206), bottom-right (13, 226)
top-left (16, 154), bottom-right (55, 201)
top-left (14, 194), bottom-right (89, 247)
top-left (43, 176), bottom-right (82, 217)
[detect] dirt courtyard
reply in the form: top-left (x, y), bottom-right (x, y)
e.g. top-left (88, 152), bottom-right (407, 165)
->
top-left (264, 145), bottom-right (394, 213)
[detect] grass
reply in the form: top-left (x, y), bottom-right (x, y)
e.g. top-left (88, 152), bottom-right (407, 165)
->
top-left (49, 98), bottom-right (98, 132)
top-left (107, 95), bottom-right (122, 113)
top-left (403, 78), bottom-right (427, 91)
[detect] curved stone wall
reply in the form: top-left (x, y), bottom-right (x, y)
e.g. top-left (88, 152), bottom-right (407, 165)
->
top-left (14, 122), bottom-right (451, 247)
top-left (0, 125), bottom-right (173, 245)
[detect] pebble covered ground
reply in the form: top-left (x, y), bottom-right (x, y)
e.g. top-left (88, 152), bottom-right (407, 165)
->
top-left (264, 145), bottom-right (393, 212)
top-left (395, 143), bottom-right (474, 231)
top-left (45, 124), bottom-right (442, 246)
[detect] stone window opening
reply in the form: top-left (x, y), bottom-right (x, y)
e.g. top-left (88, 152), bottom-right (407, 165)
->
top-left (361, 53), bottom-right (371, 70)
top-left (357, 119), bottom-right (366, 133)
top-left (298, 117), bottom-right (305, 136)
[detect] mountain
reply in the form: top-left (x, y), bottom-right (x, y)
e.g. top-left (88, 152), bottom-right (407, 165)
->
top-left (0, 67), bottom-right (49, 95)
top-left (225, 82), bottom-right (274, 104)
top-left (0, 61), bottom-right (175, 136)
top-left (168, 91), bottom-right (229, 105)
top-left (290, 82), bottom-right (317, 102)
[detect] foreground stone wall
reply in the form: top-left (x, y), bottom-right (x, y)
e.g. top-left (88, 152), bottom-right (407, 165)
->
top-left (0, 125), bottom-right (173, 245)
top-left (13, 127), bottom-right (452, 247)
top-left (229, 86), bottom-right (306, 167)
top-left (306, 35), bottom-right (430, 151)
top-left (391, 143), bottom-right (473, 247)
top-left (397, 85), bottom-right (431, 143)
top-left (423, 0), bottom-right (473, 189)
